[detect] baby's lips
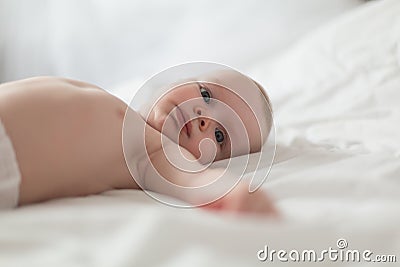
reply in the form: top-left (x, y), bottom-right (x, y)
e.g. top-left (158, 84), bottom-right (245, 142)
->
top-left (185, 120), bottom-right (192, 137)
top-left (178, 107), bottom-right (192, 137)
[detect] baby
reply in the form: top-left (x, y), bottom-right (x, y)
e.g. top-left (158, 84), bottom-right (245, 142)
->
top-left (0, 70), bottom-right (276, 215)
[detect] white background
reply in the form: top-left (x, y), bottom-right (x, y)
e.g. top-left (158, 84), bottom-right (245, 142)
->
top-left (0, 0), bottom-right (363, 89)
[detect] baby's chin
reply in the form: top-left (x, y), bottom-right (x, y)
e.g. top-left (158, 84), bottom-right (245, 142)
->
top-left (145, 114), bottom-right (162, 132)
top-left (148, 116), bottom-right (183, 144)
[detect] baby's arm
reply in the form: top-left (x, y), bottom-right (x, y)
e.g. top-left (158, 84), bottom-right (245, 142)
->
top-left (143, 143), bottom-right (278, 215)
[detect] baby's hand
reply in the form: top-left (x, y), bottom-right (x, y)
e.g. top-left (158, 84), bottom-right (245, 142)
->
top-left (203, 182), bottom-right (278, 216)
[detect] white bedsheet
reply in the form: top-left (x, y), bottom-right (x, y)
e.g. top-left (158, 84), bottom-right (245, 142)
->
top-left (1, 0), bottom-right (400, 266)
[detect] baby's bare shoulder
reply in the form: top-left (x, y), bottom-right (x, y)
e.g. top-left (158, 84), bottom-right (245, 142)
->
top-left (0, 76), bottom-right (97, 93)
top-left (0, 76), bottom-right (126, 118)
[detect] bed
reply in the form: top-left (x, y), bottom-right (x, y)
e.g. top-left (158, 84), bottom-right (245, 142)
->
top-left (1, 0), bottom-right (399, 266)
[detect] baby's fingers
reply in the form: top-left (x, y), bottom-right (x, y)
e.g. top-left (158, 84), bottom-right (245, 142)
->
top-left (202, 188), bottom-right (279, 216)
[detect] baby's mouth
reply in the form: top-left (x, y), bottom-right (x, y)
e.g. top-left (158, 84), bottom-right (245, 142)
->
top-left (176, 106), bottom-right (191, 137)
top-left (184, 120), bottom-right (191, 137)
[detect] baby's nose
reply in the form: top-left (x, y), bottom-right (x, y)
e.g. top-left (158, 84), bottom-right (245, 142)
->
top-left (198, 117), bottom-right (211, 132)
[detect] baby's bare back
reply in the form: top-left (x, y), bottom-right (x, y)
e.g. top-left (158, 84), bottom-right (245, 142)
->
top-left (0, 77), bottom-right (137, 205)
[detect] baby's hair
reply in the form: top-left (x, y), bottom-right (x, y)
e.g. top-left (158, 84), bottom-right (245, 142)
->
top-left (251, 79), bottom-right (273, 145)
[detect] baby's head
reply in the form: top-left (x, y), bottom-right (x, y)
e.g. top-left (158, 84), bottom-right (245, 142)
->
top-left (143, 69), bottom-right (272, 163)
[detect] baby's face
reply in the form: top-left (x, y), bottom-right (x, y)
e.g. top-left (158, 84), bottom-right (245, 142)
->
top-left (145, 82), bottom-right (264, 162)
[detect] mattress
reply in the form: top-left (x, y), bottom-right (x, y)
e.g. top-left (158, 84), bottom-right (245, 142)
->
top-left (1, 0), bottom-right (399, 266)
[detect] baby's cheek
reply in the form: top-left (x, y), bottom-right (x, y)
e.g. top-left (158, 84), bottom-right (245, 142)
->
top-left (179, 139), bottom-right (200, 159)
top-left (178, 135), bottom-right (218, 164)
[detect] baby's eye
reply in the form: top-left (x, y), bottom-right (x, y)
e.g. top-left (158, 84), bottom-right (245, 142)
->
top-left (214, 128), bottom-right (225, 144)
top-left (200, 86), bottom-right (211, 104)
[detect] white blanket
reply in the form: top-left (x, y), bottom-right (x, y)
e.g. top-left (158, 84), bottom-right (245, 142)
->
top-left (1, 0), bottom-right (400, 266)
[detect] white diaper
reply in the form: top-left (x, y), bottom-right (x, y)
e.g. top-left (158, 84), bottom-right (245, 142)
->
top-left (0, 119), bottom-right (21, 209)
